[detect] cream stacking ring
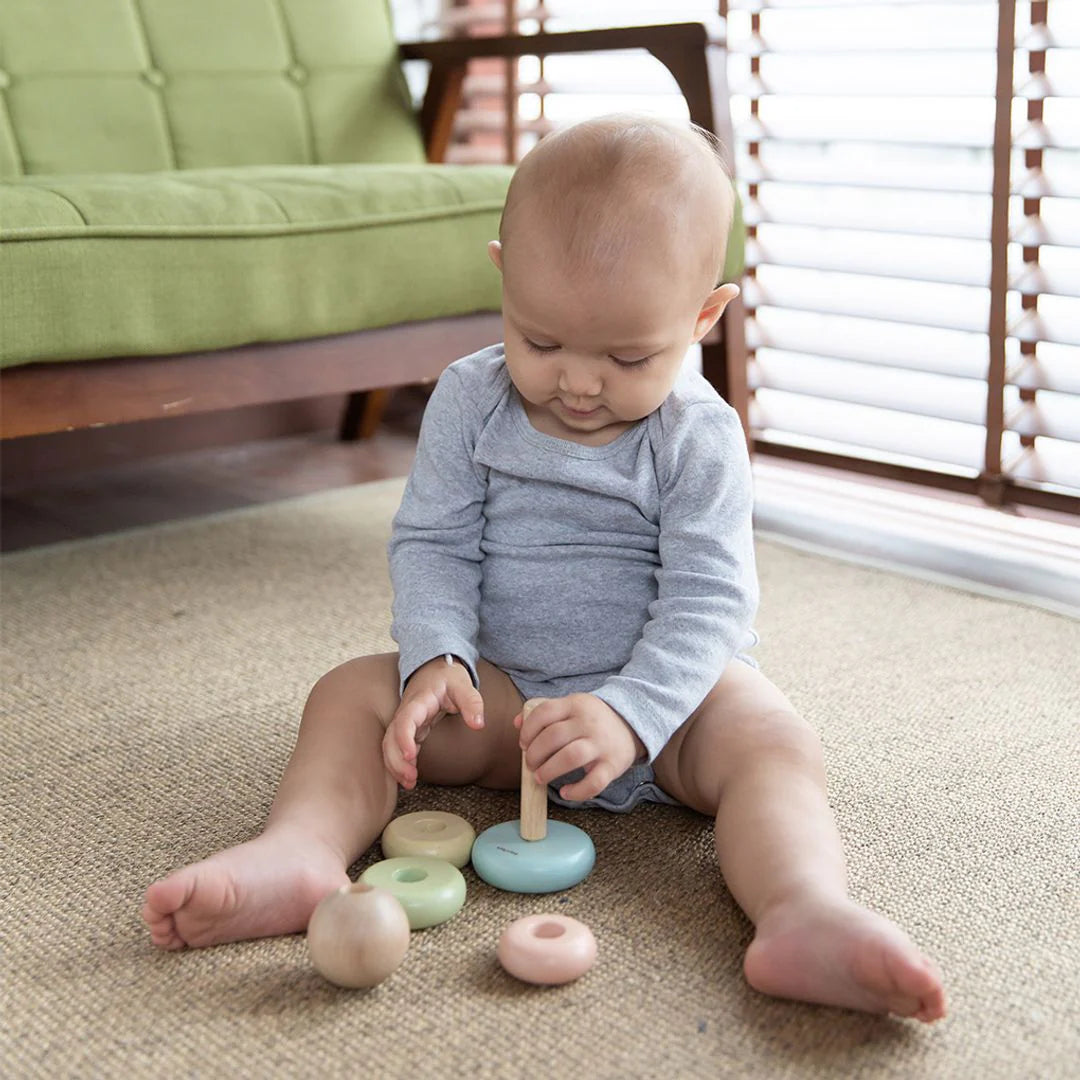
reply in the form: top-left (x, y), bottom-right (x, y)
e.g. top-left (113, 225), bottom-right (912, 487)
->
top-left (497, 914), bottom-right (598, 985)
top-left (381, 811), bottom-right (476, 868)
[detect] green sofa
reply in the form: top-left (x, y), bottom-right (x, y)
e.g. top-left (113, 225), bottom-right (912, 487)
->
top-left (0, 1), bottom-right (744, 442)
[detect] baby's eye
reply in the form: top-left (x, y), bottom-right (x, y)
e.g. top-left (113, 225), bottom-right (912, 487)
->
top-left (523, 337), bottom-right (560, 354)
top-left (610, 354), bottom-right (654, 369)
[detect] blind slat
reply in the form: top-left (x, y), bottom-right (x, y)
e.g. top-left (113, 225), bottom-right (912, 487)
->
top-left (1010, 211), bottom-right (1080, 249)
top-left (747, 308), bottom-right (991, 380)
top-left (751, 351), bottom-right (989, 425)
top-left (1008, 263), bottom-right (1080, 299)
top-left (1040, 50), bottom-right (1080, 98)
top-left (1006, 391), bottom-right (1080, 443)
top-left (1014, 164), bottom-right (1080, 200)
top-left (737, 115), bottom-right (993, 148)
top-left (1006, 437), bottom-right (1080, 492)
top-left (1016, 70), bottom-right (1080, 102)
top-left (744, 195), bottom-right (1080, 247)
top-left (747, 227), bottom-right (991, 287)
top-left (738, 148), bottom-right (992, 194)
top-left (744, 267), bottom-right (990, 334)
top-left (1011, 344), bottom-right (1080, 395)
top-left (751, 391), bottom-right (985, 472)
top-left (745, 192), bottom-right (991, 241)
top-left (1014, 121), bottom-right (1080, 151)
top-left (733, 37), bottom-right (997, 59)
top-left (1018, 23), bottom-right (1080, 52)
top-left (732, 52), bottom-right (995, 97)
top-left (1009, 309), bottom-right (1080, 349)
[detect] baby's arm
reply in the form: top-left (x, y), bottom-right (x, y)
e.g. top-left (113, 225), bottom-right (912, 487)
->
top-left (592, 402), bottom-right (759, 763)
top-left (388, 365), bottom-right (487, 694)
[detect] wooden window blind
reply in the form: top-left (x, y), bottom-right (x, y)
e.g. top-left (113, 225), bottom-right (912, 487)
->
top-left (395, 0), bottom-right (1079, 513)
top-left (731, 0), bottom-right (1078, 513)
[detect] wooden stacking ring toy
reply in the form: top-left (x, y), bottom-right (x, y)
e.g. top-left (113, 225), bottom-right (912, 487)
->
top-left (381, 811), bottom-right (476, 868)
top-left (360, 855), bottom-right (466, 929)
top-left (497, 914), bottom-right (598, 985)
top-left (471, 700), bottom-right (596, 894)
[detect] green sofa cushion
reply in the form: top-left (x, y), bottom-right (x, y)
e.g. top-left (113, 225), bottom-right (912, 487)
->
top-left (0, 163), bottom-right (513, 367)
top-left (0, 164), bottom-right (747, 367)
top-left (0, 0), bottom-right (423, 177)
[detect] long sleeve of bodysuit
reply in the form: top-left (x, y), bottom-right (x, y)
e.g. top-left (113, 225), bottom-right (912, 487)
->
top-left (590, 403), bottom-right (760, 762)
top-left (388, 367), bottom-right (487, 692)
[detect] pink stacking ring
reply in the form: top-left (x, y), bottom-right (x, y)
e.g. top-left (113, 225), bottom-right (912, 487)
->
top-left (497, 914), bottom-right (597, 985)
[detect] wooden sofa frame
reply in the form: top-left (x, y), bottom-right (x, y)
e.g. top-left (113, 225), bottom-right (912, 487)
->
top-left (0, 24), bottom-right (748, 446)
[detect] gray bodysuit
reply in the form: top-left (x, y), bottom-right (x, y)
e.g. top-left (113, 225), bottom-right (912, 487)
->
top-left (389, 345), bottom-right (759, 807)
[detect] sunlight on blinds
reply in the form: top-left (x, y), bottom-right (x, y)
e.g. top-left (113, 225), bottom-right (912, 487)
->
top-left (999, 0), bottom-right (1080, 500)
top-left (731, 0), bottom-right (1079, 506)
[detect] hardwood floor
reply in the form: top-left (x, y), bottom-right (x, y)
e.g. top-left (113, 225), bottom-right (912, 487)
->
top-left (4, 387), bottom-right (1075, 614)
top-left (1, 392), bottom-right (426, 553)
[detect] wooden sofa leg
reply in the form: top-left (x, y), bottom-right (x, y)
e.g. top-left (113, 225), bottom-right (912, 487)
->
top-left (339, 388), bottom-right (392, 441)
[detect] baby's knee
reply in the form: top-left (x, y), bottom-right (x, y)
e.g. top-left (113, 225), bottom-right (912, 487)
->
top-left (307, 652), bottom-right (401, 726)
top-left (726, 706), bottom-right (824, 774)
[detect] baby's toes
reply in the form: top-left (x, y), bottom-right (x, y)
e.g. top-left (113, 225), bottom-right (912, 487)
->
top-left (907, 959), bottom-right (947, 1022)
top-left (141, 905), bottom-right (185, 950)
top-left (875, 942), bottom-right (946, 1020)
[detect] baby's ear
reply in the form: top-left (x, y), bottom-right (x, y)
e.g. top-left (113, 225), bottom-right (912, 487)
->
top-left (693, 283), bottom-right (740, 343)
top-left (488, 240), bottom-right (503, 272)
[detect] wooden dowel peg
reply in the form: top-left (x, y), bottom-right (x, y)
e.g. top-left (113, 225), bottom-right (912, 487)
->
top-left (520, 750), bottom-right (548, 841)
top-left (519, 698), bottom-right (548, 841)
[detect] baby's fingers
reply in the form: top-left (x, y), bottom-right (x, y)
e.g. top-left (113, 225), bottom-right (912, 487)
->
top-left (395, 700), bottom-right (430, 760)
top-left (445, 681), bottom-right (485, 730)
top-left (383, 699), bottom-right (429, 787)
top-left (557, 762), bottom-right (614, 803)
top-left (382, 725), bottom-right (416, 789)
top-left (517, 697), bottom-right (556, 742)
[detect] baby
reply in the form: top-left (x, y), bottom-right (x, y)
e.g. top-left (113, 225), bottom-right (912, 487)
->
top-left (143, 114), bottom-right (945, 1022)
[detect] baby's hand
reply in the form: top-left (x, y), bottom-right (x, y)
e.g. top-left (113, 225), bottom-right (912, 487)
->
top-left (383, 657), bottom-right (484, 790)
top-left (516, 694), bottom-right (645, 803)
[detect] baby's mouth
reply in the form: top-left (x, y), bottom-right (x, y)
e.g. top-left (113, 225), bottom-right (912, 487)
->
top-left (561, 401), bottom-right (601, 417)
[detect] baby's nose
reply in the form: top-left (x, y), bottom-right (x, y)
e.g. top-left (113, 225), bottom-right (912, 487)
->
top-left (558, 365), bottom-right (602, 397)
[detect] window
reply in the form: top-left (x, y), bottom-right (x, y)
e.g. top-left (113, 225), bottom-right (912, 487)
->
top-left (392, 1), bottom-right (1080, 513)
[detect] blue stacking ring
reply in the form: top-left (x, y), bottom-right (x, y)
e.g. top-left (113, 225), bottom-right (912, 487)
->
top-left (471, 820), bottom-right (595, 894)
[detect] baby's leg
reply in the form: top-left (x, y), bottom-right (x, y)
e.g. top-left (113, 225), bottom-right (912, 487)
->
top-left (652, 662), bottom-right (946, 1022)
top-left (143, 653), bottom-right (523, 949)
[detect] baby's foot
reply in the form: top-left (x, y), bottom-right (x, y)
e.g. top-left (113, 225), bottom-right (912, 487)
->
top-left (744, 897), bottom-right (946, 1022)
top-left (142, 827), bottom-right (349, 950)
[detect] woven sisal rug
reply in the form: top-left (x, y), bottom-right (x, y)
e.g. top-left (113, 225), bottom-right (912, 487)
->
top-left (2, 477), bottom-right (1077, 1078)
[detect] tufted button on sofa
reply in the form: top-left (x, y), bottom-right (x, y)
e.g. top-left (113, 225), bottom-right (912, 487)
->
top-left (0, 2), bottom-right (744, 442)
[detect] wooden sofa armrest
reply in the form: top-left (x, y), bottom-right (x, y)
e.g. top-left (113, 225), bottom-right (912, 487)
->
top-left (399, 22), bottom-right (734, 170)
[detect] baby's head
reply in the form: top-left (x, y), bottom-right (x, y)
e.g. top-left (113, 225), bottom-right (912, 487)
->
top-left (488, 114), bottom-right (740, 442)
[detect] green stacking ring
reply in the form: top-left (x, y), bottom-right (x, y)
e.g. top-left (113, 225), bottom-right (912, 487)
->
top-left (360, 856), bottom-right (466, 930)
